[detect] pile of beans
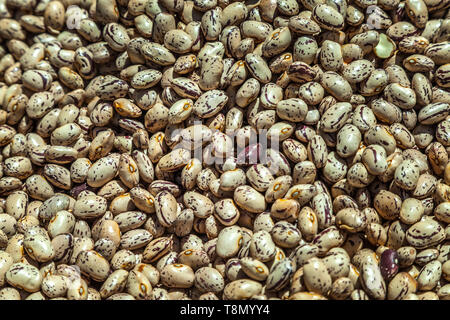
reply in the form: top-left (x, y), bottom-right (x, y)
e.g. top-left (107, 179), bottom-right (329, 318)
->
top-left (0, 0), bottom-right (448, 301)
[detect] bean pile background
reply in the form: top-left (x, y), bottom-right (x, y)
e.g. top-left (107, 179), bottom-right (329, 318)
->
top-left (0, 0), bottom-right (448, 301)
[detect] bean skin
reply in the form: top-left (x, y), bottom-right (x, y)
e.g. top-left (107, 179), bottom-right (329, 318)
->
top-left (0, 0), bottom-right (446, 302)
